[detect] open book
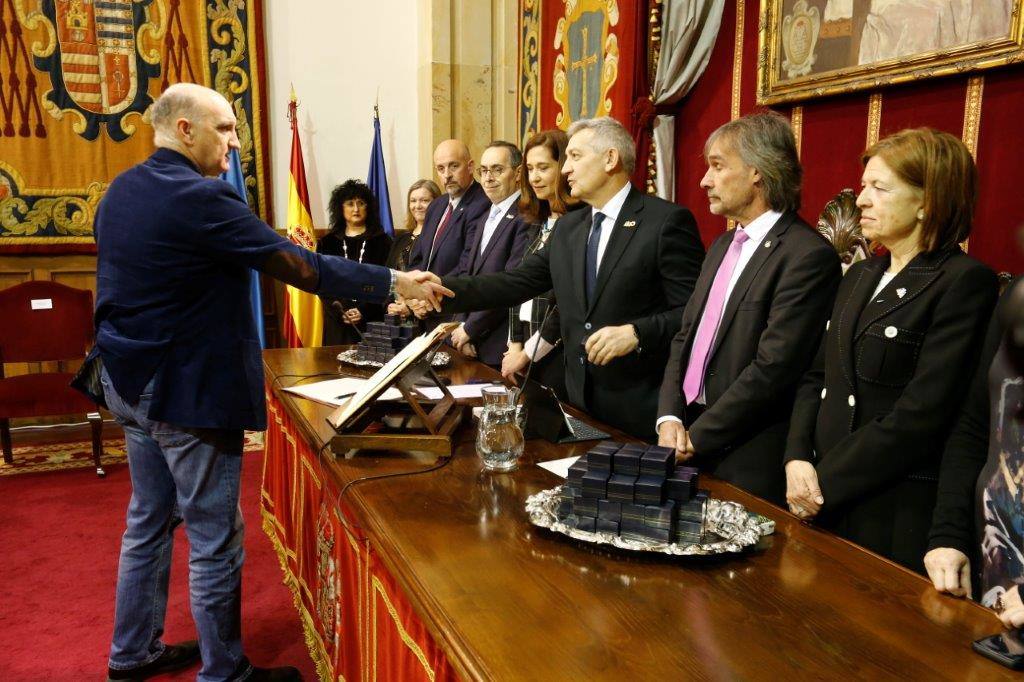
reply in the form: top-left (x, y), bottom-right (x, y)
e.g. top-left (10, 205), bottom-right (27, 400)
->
top-left (326, 321), bottom-right (459, 431)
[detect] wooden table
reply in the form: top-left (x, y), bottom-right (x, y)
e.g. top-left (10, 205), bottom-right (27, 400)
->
top-left (262, 347), bottom-right (1012, 681)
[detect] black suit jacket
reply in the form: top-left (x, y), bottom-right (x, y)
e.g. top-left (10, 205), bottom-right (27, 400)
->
top-left (657, 212), bottom-right (841, 502)
top-left (454, 202), bottom-right (531, 366)
top-left (441, 185), bottom-right (705, 438)
top-left (407, 181), bottom-right (490, 276)
top-left (786, 247), bottom-right (997, 571)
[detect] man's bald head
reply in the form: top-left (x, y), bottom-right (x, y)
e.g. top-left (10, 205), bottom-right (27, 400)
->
top-left (433, 138), bottom-right (475, 198)
top-left (151, 83), bottom-right (227, 147)
top-left (150, 83), bottom-right (239, 177)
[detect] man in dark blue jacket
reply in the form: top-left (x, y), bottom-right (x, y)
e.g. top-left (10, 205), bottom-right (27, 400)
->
top-left (405, 138), bottom-right (490, 277)
top-left (448, 140), bottom-right (531, 367)
top-left (92, 83), bottom-right (448, 682)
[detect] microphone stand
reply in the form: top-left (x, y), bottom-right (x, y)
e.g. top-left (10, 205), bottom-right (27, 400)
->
top-left (515, 301), bottom-right (557, 406)
top-left (331, 299), bottom-right (369, 344)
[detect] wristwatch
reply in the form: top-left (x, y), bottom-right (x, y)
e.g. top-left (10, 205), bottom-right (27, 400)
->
top-left (388, 269), bottom-right (397, 299)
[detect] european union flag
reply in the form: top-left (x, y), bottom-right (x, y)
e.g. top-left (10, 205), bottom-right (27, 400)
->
top-left (367, 110), bottom-right (394, 235)
top-left (221, 148), bottom-right (266, 348)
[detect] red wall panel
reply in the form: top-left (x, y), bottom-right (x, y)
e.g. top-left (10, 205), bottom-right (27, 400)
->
top-left (668, 1), bottom-right (1024, 273)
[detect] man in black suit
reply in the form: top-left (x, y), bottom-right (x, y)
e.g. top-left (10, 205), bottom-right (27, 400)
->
top-left (448, 141), bottom-right (531, 367)
top-left (433, 117), bottom-right (705, 438)
top-left (406, 139), bottom-right (491, 277)
top-left (656, 112), bottom-right (841, 505)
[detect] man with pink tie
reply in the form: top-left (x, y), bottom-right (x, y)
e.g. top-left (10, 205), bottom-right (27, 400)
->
top-left (656, 112), bottom-right (841, 505)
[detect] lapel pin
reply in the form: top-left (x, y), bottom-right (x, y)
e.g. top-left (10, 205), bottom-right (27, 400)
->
top-left (896, 288), bottom-right (906, 298)
top-left (505, 214), bottom-right (513, 219)
top-left (623, 220), bottom-right (637, 228)
top-left (764, 240), bottom-right (772, 248)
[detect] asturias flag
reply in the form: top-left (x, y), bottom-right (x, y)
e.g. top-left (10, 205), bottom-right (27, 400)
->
top-left (367, 108), bottom-right (394, 236)
top-left (220, 148), bottom-right (265, 348)
top-left (281, 91), bottom-right (323, 348)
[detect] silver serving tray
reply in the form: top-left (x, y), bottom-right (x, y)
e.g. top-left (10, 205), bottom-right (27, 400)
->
top-left (525, 487), bottom-right (774, 556)
top-left (336, 348), bottom-right (451, 369)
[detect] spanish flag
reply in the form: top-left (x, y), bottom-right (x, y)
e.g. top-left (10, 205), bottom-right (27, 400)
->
top-left (281, 90), bottom-right (322, 348)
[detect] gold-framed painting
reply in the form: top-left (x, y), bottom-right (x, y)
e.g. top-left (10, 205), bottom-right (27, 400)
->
top-left (757, 0), bottom-right (1024, 105)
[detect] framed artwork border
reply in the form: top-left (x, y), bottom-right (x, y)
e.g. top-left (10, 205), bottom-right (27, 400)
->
top-left (757, 0), bottom-right (1024, 106)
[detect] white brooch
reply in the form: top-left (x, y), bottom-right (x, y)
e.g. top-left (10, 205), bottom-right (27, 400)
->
top-left (896, 288), bottom-right (906, 298)
top-left (764, 240), bottom-right (772, 248)
top-left (623, 220), bottom-right (637, 228)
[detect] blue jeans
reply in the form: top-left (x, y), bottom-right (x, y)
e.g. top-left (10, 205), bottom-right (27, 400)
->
top-left (102, 366), bottom-right (248, 681)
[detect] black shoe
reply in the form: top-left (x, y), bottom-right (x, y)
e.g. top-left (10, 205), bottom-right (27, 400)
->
top-left (243, 666), bottom-right (303, 681)
top-left (106, 640), bottom-right (201, 681)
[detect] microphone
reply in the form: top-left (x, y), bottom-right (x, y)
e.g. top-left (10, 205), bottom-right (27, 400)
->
top-left (331, 299), bottom-right (368, 344)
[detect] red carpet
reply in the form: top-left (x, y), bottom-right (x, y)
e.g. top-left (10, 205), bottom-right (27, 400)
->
top-left (0, 453), bottom-right (317, 681)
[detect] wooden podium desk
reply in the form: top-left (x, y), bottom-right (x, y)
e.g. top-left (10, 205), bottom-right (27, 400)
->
top-left (261, 347), bottom-right (1011, 681)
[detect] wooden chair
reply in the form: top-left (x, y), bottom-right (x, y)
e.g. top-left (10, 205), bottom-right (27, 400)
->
top-left (817, 188), bottom-right (869, 271)
top-left (0, 281), bottom-right (105, 476)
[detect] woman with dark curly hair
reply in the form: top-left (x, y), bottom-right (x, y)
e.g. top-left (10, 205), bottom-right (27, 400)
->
top-left (317, 179), bottom-right (393, 345)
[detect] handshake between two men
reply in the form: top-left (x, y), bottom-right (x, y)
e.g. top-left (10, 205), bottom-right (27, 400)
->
top-left (392, 270), bottom-right (454, 313)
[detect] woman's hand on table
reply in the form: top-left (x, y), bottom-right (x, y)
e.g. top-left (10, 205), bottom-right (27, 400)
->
top-left (923, 547), bottom-right (972, 598)
top-left (785, 460), bottom-right (823, 520)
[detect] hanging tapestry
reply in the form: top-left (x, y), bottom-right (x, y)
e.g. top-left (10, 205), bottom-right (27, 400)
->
top-left (519, 0), bottom-right (640, 143)
top-left (0, 0), bottom-right (271, 252)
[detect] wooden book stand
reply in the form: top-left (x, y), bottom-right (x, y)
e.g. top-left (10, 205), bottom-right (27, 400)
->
top-left (327, 323), bottom-right (464, 456)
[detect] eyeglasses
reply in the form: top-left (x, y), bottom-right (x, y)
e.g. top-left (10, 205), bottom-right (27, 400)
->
top-left (479, 166), bottom-right (509, 178)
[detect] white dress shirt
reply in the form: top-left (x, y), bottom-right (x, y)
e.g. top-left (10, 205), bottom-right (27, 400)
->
top-left (656, 210), bottom-right (782, 431)
top-left (521, 186), bottom-right (630, 363)
top-left (479, 191), bottom-right (521, 254)
top-left (590, 182), bottom-right (632, 275)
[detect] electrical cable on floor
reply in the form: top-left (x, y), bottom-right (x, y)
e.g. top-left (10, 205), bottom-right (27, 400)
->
top-left (9, 419), bottom-right (118, 432)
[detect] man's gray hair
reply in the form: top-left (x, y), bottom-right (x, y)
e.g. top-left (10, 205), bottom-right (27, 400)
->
top-left (705, 111), bottom-right (801, 213)
top-left (150, 83), bottom-right (207, 145)
top-left (485, 140), bottom-right (523, 168)
top-left (568, 117), bottom-right (636, 174)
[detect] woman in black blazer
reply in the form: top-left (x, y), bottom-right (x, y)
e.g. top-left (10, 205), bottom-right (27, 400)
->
top-left (317, 180), bottom-right (393, 345)
top-left (784, 128), bottom-right (998, 574)
top-left (500, 129), bottom-right (578, 397)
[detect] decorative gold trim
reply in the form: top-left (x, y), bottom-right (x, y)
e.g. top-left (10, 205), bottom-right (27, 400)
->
top-left (518, 0), bottom-right (542, 147)
top-left (791, 105), bottom-right (803, 158)
top-left (648, 0), bottom-right (663, 83)
top-left (646, 0), bottom-right (664, 193)
top-left (731, 0), bottom-right (745, 121)
top-left (961, 76), bottom-right (984, 252)
top-left (262, 507), bottom-right (336, 682)
top-left (963, 75), bottom-right (985, 159)
top-left (866, 93), bottom-right (882, 148)
top-left (371, 575), bottom-right (437, 681)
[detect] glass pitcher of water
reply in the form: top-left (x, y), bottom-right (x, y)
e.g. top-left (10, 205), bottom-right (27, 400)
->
top-left (476, 385), bottom-right (524, 471)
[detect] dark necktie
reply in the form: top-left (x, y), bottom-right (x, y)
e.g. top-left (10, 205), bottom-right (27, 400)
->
top-left (585, 211), bottom-right (606, 304)
top-left (428, 201), bottom-right (454, 265)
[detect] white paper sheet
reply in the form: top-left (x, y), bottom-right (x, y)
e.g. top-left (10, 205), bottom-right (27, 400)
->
top-left (284, 379), bottom-right (495, 407)
top-left (537, 455), bottom-right (579, 479)
top-left (409, 383), bottom-right (497, 400)
top-left (283, 377), bottom-right (402, 406)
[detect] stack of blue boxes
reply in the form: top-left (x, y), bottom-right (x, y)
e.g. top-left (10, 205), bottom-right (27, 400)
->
top-left (354, 314), bottom-right (416, 363)
top-left (558, 440), bottom-right (708, 544)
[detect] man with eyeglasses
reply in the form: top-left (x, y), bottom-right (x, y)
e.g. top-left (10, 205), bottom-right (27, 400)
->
top-left (447, 141), bottom-right (532, 367)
